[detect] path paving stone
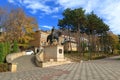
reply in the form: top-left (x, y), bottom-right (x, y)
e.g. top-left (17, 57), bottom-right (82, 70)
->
top-left (1, 56), bottom-right (120, 80)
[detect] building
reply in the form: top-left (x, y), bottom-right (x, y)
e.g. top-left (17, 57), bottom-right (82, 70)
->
top-left (64, 41), bottom-right (77, 51)
top-left (40, 31), bottom-right (50, 46)
top-left (30, 30), bottom-right (52, 45)
top-left (61, 35), bottom-right (77, 51)
top-left (30, 30), bottom-right (78, 52)
top-left (30, 30), bottom-right (41, 47)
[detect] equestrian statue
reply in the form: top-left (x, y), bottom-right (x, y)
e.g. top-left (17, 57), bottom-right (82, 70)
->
top-left (47, 27), bottom-right (61, 45)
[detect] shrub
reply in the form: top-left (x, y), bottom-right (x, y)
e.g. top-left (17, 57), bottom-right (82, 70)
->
top-left (0, 63), bottom-right (8, 72)
top-left (0, 43), bottom-right (5, 63)
top-left (7, 42), bottom-right (11, 54)
top-left (12, 40), bottom-right (19, 53)
top-left (0, 42), bottom-right (11, 63)
top-left (118, 50), bottom-right (120, 54)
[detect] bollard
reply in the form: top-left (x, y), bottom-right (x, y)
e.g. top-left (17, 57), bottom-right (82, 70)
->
top-left (9, 63), bottom-right (17, 72)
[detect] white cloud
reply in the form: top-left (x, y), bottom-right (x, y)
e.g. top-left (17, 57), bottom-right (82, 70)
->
top-left (56, 0), bottom-right (120, 34)
top-left (8, 0), bottom-right (59, 14)
top-left (25, 2), bottom-right (50, 14)
top-left (84, 0), bottom-right (100, 13)
top-left (52, 15), bottom-right (58, 18)
top-left (41, 25), bottom-right (52, 29)
top-left (56, 0), bottom-right (101, 12)
top-left (96, 0), bottom-right (120, 34)
top-left (8, 0), bottom-right (14, 3)
top-left (52, 16), bottom-right (58, 18)
top-left (56, 0), bottom-right (87, 9)
top-left (8, 0), bottom-right (120, 34)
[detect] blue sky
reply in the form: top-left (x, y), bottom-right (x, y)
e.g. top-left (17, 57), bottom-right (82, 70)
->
top-left (1, 0), bottom-right (120, 34)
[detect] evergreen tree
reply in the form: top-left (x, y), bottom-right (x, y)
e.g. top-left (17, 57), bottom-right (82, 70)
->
top-left (0, 43), bottom-right (3, 63)
top-left (7, 42), bottom-right (11, 54)
top-left (0, 42), bottom-right (11, 63)
top-left (0, 43), bottom-right (5, 63)
top-left (13, 40), bottom-right (19, 53)
top-left (58, 8), bottom-right (86, 54)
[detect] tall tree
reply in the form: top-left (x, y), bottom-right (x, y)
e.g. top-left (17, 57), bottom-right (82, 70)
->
top-left (2, 7), bottom-right (38, 47)
top-left (86, 12), bottom-right (109, 54)
top-left (58, 8), bottom-right (87, 54)
top-left (107, 32), bottom-right (119, 54)
top-left (0, 7), bottom-right (6, 42)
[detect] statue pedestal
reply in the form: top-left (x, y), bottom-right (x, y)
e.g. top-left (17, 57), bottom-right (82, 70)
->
top-left (44, 45), bottom-right (64, 62)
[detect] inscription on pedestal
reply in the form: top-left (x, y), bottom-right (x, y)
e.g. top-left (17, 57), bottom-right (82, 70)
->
top-left (59, 49), bottom-right (62, 54)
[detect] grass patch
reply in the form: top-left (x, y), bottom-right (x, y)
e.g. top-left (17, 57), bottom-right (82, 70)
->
top-left (64, 52), bottom-right (109, 62)
top-left (115, 58), bottom-right (120, 60)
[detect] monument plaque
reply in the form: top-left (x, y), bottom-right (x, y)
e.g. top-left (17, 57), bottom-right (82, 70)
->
top-left (59, 49), bottom-right (62, 54)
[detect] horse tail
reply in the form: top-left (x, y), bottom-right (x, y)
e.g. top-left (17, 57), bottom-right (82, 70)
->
top-left (47, 35), bottom-right (49, 42)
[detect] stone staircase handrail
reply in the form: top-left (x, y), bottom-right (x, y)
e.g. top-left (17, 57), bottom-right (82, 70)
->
top-left (35, 49), bottom-right (44, 67)
top-left (6, 51), bottom-right (26, 63)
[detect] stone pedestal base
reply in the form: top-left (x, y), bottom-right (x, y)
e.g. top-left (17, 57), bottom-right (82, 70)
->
top-left (44, 45), bottom-right (64, 62)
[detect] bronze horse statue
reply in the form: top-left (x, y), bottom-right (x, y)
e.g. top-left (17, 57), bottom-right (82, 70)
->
top-left (47, 28), bottom-right (61, 45)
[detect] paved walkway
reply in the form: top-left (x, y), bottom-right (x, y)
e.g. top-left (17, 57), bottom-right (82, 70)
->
top-left (12, 55), bottom-right (37, 72)
top-left (1, 56), bottom-right (120, 80)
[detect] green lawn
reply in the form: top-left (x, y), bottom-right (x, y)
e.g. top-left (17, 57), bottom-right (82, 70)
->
top-left (64, 52), bottom-right (110, 62)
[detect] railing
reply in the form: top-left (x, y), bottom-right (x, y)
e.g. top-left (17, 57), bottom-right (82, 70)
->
top-left (35, 49), bottom-right (44, 67)
top-left (6, 51), bottom-right (26, 63)
top-left (6, 51), bottom-right (26, 72)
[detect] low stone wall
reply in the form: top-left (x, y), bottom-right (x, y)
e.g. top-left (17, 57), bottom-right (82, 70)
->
top-left (35, 50), bottom-right (44, 67)
top-left (35, 45), bottom-right (65, 67)
top-left (6, 51), bottom-right (26, 63)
